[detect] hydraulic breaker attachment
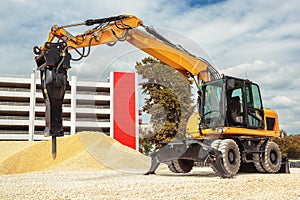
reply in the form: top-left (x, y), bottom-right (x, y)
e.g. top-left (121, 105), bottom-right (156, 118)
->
top-left (145, 140), bottom-right (231, 178)
top-left (33, 42), bottom-right (71, 159)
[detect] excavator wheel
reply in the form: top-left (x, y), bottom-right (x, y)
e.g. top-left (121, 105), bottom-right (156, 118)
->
top-left (168, 161), bottom-right (180, 173)
top-left (210, 139), bottom-right (223, 174)
top-left (218, 139), bottom-right (241, 176)
top-left (168, 159), bottom-right (194, 173)
top-left (262, 141), bottom-right (282, 173)
top-left (253, 153), bottom-right (266, 173)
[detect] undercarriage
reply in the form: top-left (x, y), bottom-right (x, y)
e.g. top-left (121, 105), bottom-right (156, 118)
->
top-left (145, 137), bottom-right (290, 178)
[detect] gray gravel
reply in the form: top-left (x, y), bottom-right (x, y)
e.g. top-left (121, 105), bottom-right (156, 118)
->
top-left (0, 168), bottom-right (299, 200)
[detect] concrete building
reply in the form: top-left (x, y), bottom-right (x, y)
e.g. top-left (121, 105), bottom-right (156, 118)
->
top-left (0, 72), bottom-right (139, 150)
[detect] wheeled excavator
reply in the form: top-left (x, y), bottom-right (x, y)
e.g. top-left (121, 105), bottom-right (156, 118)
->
top-left (33, 14), bottom-right (289, 178)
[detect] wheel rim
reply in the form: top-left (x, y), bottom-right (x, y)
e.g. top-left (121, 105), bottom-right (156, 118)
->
top-left (270, 150), bottom-right (278, 164)
top-left (262, 142), bottom-right (282, 173)
top-left (228, 149), bottom-right (236, 164)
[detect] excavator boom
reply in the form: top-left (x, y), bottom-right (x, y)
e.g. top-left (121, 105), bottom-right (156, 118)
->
top-left (39, 14), bottom-right (211, 80)
top-left (126, 29), bottom-right (210, 80)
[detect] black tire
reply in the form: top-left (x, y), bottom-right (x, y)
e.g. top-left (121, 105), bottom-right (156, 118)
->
top-left (168, 159), bottom-right (194, 173)
top-left (253, 153), bottom-right (266, 173)
top-left (210, 139), bottom-right (222, 174)
top-left (219, 139), bottom-right (241, 176)
top-left (262, 142), bottom-right (281, 173)
top-left (168, 161), bottom-right (180, 173)
top-left (211, 139), bottom-right (222, 149)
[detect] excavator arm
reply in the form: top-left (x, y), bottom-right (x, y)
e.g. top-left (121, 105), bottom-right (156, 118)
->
top-left (36, 14), bottom-right (212, 80)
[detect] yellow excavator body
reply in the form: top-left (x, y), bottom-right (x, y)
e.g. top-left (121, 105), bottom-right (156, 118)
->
top-left (33, 14), bottom-right (288, 177)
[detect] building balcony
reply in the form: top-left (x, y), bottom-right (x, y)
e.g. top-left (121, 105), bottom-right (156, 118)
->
top-left (0, 117), bottom-right (29, 126)
top-left (0, 91), bottom-right (31, 98)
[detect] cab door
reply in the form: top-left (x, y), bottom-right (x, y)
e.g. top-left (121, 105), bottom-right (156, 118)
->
top-left (245, 83), bottom-right (264, 129)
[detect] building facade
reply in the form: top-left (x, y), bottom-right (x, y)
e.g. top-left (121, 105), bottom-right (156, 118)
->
top-left (0, 72), bottom-right (139, 150)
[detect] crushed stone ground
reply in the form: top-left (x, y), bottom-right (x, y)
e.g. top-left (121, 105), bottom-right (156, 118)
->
top-left (0, 132), bottom-right (299, 199)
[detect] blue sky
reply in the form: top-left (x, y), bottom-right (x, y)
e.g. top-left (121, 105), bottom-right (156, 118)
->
top-left (187, 0), bottom-right (225, 7)
top-left (0, 0), bottom-right (299, 133)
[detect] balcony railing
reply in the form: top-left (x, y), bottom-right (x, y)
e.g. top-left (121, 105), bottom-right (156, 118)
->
top-left (35, 117), bottom-right (70, 121)
top-left (0, 116), bottom-right (29, 120)
top-left (0, 102), bottom-right (30, 106)
top-left (0, 87), bottom-right (30, 92)
top-left (76, 105), bottom-right (110, 109)
top-left (74, 118), bottom-right (110, 122)
top-left (76, 91), bottom-right (110, 96)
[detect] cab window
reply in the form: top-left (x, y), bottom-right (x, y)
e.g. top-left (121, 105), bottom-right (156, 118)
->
top-left (246, 83), bottom-right (264, 128)
top-left (252, 84), bottom-right (262, 109)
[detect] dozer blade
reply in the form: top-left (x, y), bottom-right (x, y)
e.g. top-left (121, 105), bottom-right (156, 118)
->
top-left (206, 145), bottom-right (232, 178)
top-left (145, 139), bottom-right (232, 178)
top-left (209, 155), bottom-right (232, 178)
top-left (144, 156), bottom-right (160, 175)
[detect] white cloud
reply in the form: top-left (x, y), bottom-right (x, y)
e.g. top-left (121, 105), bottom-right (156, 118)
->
top-left (269, 95), bottom-right (297, 108)
top-left (220, 60), bottom-right (299, 89)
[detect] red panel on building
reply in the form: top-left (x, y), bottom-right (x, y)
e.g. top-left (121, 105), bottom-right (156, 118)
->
top-left (113, 72), bottom-right (136, 149)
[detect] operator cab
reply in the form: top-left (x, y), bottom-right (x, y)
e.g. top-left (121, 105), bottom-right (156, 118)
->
top-left (199, 76), bottom-right (264, 130)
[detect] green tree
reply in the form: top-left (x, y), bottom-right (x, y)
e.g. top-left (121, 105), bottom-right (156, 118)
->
top-left (272, 130), bottom-right (300, 159)
top-left (136, 57), bottom-right (195, 151)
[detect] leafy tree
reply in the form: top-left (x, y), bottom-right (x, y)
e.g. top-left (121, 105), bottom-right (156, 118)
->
top-left (272, 130), bottom-right (300, 159)
top-left (139, 130), bottom-right (154, 156)
top-left (136, 57), bottom-right (195, 151)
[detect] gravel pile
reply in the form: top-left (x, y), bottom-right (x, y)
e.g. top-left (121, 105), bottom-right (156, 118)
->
top-left (1, 133), bottom-right (85, 174)
top-left (0, 132), bottom-right (150, 174)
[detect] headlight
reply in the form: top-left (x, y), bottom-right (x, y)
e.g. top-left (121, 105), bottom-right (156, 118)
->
top-left (186, 134), bottom-right (193, 139)
top-left (217, 128), bottom-right (224, 133)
